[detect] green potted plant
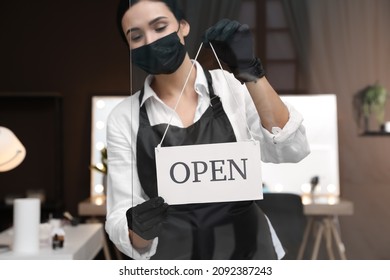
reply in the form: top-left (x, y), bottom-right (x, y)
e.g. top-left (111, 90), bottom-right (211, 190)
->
top-left (362, 83), bottom-right (388, 131)
top-left (90, 147), bottom-right (107, 174)
top-left (90, 147), bottom-right (107, 197)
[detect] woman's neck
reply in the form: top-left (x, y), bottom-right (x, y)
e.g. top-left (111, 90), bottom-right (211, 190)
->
top-left (151, 55), bottom-right (196, 99)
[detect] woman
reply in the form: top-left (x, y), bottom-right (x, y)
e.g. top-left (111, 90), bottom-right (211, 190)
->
top-left (105, 0), bottom-right (310, 260)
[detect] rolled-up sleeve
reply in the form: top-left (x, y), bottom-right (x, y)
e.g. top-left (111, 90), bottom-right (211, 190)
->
top-left (258, 102), bottom-right (311, 163)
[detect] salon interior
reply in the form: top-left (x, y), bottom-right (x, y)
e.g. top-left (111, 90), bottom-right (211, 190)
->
top-left (1, 0), bottom-right (389, 260)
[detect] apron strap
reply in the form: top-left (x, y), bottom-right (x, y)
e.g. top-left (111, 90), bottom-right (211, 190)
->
top-left (138, 88), bottom-right (150, 126)
top-left (203, 69), bottom-right (220, 109)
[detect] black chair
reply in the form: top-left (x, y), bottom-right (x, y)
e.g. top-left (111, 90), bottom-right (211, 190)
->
top-left (256, 193), bottom-right (307, 260)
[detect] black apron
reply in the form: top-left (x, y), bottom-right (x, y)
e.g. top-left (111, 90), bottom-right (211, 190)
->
top-left (136, 70), bottom-right (278, 260)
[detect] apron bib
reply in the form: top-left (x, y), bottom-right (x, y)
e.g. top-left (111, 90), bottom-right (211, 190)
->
top-left (136, 70), bottom-right (277, 259)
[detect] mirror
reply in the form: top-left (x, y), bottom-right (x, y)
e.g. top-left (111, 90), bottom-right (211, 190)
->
top-left (262, 94), bottom-right (340, 204)
top-left (90, 96), bottom-right (127, 204)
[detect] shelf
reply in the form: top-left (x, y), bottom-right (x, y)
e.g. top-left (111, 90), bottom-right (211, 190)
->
top-left (361, 131), bottom-right (390, 136)
top-left (0, 92), bottom-right (62, 98)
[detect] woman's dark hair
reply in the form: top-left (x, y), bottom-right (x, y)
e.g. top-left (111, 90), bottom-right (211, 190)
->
top-left (117, 0), bottom-right (185, 43)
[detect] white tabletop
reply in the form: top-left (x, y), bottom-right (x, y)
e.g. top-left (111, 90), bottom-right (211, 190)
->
top-left (303, 200), bottom-right (354, 216)
top-left (0, 223), bottom-right (104, 260)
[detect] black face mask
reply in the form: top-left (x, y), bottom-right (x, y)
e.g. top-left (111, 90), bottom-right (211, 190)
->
top-left (131, 32), bottom-right (187, 75)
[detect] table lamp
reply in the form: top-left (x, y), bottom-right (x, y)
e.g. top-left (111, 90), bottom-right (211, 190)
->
top-left (0, 126), bottom-right (26, 172)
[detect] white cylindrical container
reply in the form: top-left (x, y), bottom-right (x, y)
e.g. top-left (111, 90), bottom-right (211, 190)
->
top-left (384, 121), bottom-right (390, 133)
top-left (13, 198), bottom-right (40, 254)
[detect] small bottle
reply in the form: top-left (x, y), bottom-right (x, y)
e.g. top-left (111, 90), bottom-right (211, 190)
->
top-left (52, 233), bottom-right (65, 249)
top-left (50, 219), bottom-right (65, 249)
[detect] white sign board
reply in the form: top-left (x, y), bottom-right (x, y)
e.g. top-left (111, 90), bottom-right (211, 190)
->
top-left (155, 141), bottom-right (263, 205)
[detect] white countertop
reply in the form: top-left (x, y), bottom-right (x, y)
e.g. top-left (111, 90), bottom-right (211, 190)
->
top-left (0, 223), bottom-right (104, 260)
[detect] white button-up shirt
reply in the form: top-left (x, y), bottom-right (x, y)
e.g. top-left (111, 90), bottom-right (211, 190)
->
top-left (105, 61), bottom-right (310, 259)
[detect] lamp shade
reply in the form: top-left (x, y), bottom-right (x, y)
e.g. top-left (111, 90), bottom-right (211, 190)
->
top-left (0, 126), bottom-right (26, 172)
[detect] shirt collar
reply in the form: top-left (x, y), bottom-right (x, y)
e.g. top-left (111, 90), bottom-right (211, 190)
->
top-left (139, 60), bottom-right (209, 107)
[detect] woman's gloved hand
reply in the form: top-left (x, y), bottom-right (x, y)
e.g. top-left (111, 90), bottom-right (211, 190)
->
top-left (203, 18), bottom-right (265, 83)
top-left (126, 196), bottom-right (168, 240)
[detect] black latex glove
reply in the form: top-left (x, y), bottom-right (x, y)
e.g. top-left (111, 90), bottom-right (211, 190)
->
top-left (203, 18), bottom-right (265, 83)
top-left (126, 196), bottom-right (168, 240)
